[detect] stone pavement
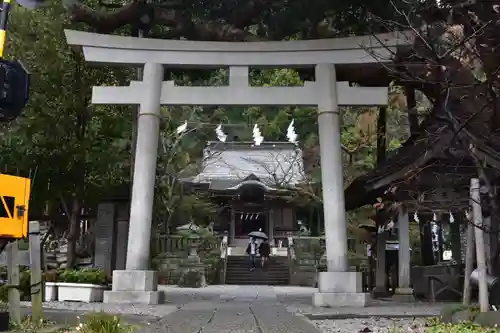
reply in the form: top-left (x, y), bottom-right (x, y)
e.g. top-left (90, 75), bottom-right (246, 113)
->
top-left (159, 285), bottom-right (316, 304)
top-left (135, 300), bottom-right (321, 333)
top-left (23, 286), bottom-right (448, 333)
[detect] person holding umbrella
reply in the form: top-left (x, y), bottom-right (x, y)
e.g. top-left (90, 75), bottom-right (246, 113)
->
top-left (258, 238), bottom-right (271, 269)
top-left (248, 228), bottom-right (269, 270)
top-left (246, 237), bottom-right (258, 271)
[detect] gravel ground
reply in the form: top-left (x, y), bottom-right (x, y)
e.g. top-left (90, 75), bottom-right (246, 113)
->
top-left (20, 301), bottom-right (179, 317)
top-left (313, 318), bottom-right (427, 333)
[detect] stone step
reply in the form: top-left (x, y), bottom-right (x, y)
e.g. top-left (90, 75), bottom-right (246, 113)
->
top-left (227, 259), bottom-right (289, 265)
top-left (226, 268), bottom-right (288, 277)
top-left (226, 268), bottom-right (288, 276)
top-left (226, 267), bottom-right (288, 271)
top-left (227, 257), bottom-right (289, 263)
top-left (225, 273), bottom-right (288, 278)
top-left (227, 268), bottom-right (288, 272)
top-left (225, 280), bottom-right (289, 285)
top-left (225, 254), bottom-right (290, 285)
top-left (225, 267), bottom-right (290, 285)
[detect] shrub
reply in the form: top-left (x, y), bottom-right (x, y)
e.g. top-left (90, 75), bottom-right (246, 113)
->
top-left (0, 269), bottom-right (31, 302)
top-left (426, 321), bottom-right (500, 333)
top-left (43, 269), bottom-right (60, 283)
top-left (178, 270), bottom-right (205, 288)
top-left (76, 312), bottom-right (133, 333)
top-left (58, 268), bottom-right (108, 285)
top-left (440, 304), bottom-right (479, 323)
top-left (429, 310), bottom-right (500, 332)
top-left (9, 316), bottom-right (55, 333)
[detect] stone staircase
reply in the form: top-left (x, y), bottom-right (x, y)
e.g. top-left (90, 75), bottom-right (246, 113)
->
top-left (225, 255), bottom-right (290, 285)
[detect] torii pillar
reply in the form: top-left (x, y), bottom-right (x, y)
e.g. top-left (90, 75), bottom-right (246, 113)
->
top-left (312, 64), bottom-right (369, 307)
top-left (103, 62), bottom-right (163, 304)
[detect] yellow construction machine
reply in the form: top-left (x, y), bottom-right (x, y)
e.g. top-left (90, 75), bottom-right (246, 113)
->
top-left (0, 0), bottom-right (33, 249)
top-left (0, 174), bottom-right (31, 250)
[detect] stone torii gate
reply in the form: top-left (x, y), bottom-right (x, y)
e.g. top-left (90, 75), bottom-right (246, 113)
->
top-left (65, 29), bottom-right (408, 306)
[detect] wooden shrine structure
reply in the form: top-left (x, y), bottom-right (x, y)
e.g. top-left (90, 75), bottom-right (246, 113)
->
top-left (183, 141), bottom-right (308, 246)
top-left (344, 90), bottom-right (500, 299)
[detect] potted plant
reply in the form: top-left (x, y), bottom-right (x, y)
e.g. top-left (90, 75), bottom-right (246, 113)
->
top-left (43, 269), bottom-right (59, 301)
top-left (57, 268), bottom-right (109, 302)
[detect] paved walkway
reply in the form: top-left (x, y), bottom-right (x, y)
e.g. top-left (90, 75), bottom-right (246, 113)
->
top-left (23, 286), bottom-right (448, 333)
top-left (160, 285), bottom-right (316, 303)
top-left (135, 300), bottom-right (320, 333)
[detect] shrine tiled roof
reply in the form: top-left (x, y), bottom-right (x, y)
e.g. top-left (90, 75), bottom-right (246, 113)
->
top-left (189, 141), bottom-right (306, 190)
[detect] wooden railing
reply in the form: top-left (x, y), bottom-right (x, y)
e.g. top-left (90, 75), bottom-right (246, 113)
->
top-left (153, 234), bottom-right (222, 254)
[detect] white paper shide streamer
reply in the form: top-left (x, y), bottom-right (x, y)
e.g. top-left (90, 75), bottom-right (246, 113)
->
top-left (215, 124), bottom-right (227, 142)
top-left (449, 211), bottom-right (454, 223)
top-left (286, 119), bottom-right (298, 145)
top-left (252, 124), bottom-right (264, 146)
top-left (385, 220), bottom-right (394, 231)
top-left (176, 120), bottom-right (188, 135)
top-left (413, 211), bottom-right (419, 223)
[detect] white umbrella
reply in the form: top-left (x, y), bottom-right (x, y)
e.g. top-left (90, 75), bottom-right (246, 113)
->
top-left (176, 222), bottom-right (200, 231)
top-left (248, 229), bottom-right (268, 240)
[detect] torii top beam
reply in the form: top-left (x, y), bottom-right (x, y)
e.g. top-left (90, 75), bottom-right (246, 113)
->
top-left (64, 30), bottom-right (412, 68)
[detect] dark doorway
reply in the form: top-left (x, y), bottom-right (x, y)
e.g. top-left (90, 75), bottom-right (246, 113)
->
top-left (236, 212), bottom-right (267, 237)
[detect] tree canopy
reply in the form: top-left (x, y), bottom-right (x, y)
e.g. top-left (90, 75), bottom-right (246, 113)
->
top-left (7, 0), bottom-right (495, 264)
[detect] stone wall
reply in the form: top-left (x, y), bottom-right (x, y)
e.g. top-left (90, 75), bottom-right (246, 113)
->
top-left (289, 237), bottom-right (368, 287)
top-left (289, 237), bottom-right (323, 286)
top-left (153, 250), bottom-right (221, 286)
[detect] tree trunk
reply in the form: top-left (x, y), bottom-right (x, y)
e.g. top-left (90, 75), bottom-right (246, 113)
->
top-left (66, 197), bottom-right (81, 268)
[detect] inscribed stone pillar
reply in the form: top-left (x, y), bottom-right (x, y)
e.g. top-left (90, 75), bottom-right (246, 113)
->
top-left (114, 202), bottom-right (130, 270)
top-left (394, 205), bottom-right (414, 300)
top-left (372, 231), bottom-right (388, 297)
top-left (94, 203), bottom-right (116, 277)
top-left (312, 63), bottom-right (369, 307)
top-left (104, 62), bottom-right (163, 304)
